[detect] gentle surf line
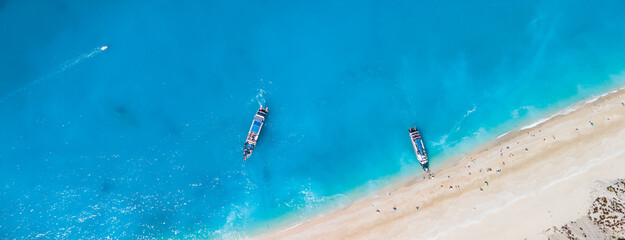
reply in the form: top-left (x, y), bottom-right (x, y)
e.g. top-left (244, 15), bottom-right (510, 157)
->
top-left (498, 92), bottom-right (608, 139)
top-left (519, 92), bottom-right (609, 131)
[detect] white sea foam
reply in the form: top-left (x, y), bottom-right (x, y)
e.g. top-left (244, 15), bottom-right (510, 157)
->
top-left (212, 203), bottom-right (250, 239)
top-left (496, 132), bottom-right (509, 139)
top-left (280, 222), bottom-right (303, 232)
top-left (519, 91), bottom-right (613, 131)
top-left (519, 117), bottom-right (551, 130)
top-left (585, 96), bottom-right (600, 104)
top-left (274, 190), bottom-right (350, 235)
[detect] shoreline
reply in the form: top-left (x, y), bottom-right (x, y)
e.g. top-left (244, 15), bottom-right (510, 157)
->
top-left (253, 85), bottom-right (625, 239)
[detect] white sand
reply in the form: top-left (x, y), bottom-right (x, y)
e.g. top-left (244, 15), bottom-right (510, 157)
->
top-left (256, 88), bottom-right (625, 240)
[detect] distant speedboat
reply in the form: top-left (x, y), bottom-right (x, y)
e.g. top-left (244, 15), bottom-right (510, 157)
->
top-left (243, 107), bottom-right (268, 161)
top-left (409, 127), bottom-right (432, 175)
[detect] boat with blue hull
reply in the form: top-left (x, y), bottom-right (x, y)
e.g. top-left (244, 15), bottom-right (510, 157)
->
top-left (243, 107), bottom-right (268, 161)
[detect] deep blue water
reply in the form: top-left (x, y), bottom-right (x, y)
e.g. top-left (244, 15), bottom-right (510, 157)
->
top-left (2, 0), bottom-right (625, 238)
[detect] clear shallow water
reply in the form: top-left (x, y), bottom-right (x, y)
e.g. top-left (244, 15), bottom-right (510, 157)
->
top-left (1, 0), bottom-right (625, 238)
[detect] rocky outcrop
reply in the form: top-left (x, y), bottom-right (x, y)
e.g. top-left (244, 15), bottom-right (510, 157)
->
top-left (545, 179), bottom-right (625, 240)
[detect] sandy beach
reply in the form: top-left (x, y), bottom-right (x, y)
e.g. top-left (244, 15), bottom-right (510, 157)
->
top-left (256, 87), bottom-right (625, 239)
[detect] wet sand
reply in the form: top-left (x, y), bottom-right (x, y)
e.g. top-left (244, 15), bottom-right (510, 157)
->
top-left (256, 87), bottom-right (625, 239)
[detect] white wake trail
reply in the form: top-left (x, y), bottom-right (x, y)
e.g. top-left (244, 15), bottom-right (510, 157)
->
top-left (55, 46), bottom-right (107, 74)
top-left (255, 89), bottom-right (266, 108)
top-left (0, 45), bottom-right (108, 103)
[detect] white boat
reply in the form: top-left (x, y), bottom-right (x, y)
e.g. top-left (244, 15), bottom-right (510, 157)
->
top-left (243, 107), bottom-right (268, 161)
top-left (409, 127), bottom-right (431, 174)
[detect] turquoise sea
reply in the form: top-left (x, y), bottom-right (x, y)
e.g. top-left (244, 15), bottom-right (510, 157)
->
top-left (2, 0), bottom-right (625, 238)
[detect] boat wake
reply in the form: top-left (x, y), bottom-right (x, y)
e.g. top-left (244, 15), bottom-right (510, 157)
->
top-left (255, 89), bottom-right (266, 108)
top-left (56, 45), bottom-right (108, 74)
top-left (251, 78), bottom-right (274, 108)
top-left (0, 45), bottom-right (108, 103)
top-left (432, 105), bottom-right (478, 147)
